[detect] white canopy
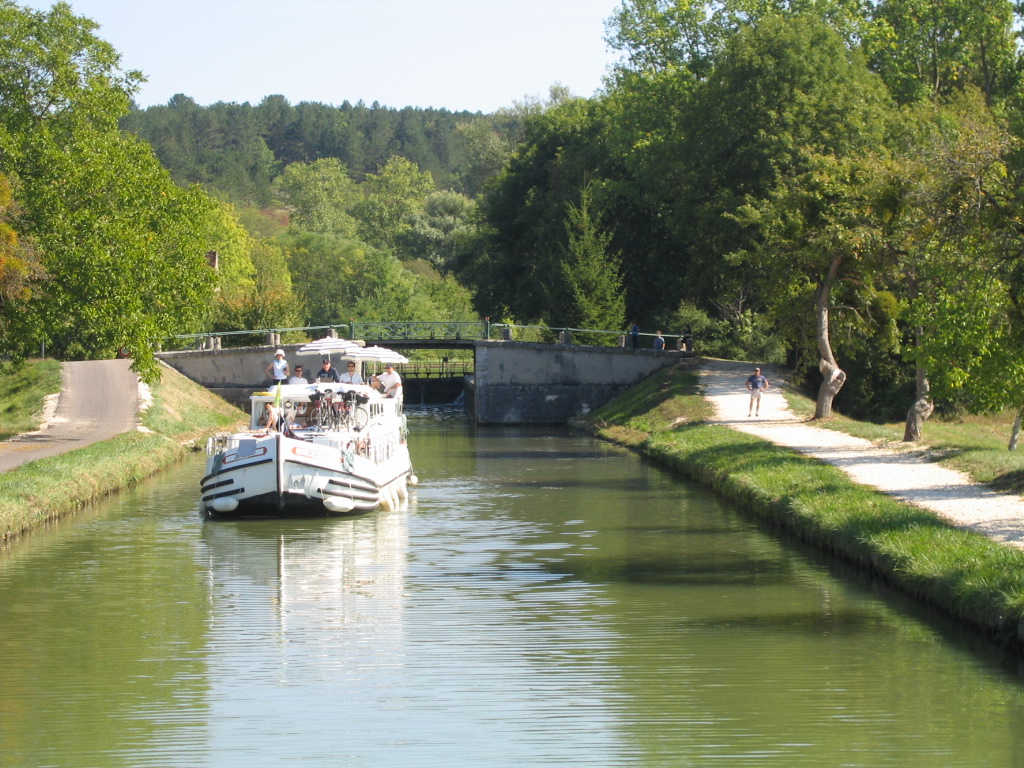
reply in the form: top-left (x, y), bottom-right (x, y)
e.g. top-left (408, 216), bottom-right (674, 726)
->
top-left (340, 345), bottom-right (409, 365)
top-left (297, 336), bottom-right (363, 357)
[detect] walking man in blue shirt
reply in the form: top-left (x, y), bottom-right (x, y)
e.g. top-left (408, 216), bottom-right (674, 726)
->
top-left (746, 367), bottom-right (769, 417)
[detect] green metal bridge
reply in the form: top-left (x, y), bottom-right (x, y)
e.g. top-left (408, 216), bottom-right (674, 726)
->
top-left (161, 320), bottom-right (687, 352)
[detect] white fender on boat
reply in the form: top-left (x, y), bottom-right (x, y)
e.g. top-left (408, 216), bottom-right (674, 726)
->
top-left (323, 496), bottom-right (356, 514)
top-left (210, 497), bottom-right (240, 513)
top-left (409, 474), bottom-right (419, 486)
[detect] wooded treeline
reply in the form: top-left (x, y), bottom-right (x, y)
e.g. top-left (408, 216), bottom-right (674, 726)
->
top-left (120, 95), bottom-right (512, 202)
top-left (5, 0), bottom-right (1024, 445)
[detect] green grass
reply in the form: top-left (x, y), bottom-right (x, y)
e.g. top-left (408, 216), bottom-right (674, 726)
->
top-left (0, 362), bottom-right (245, 542)
top-left (0, 359), bottom-right (62, 440)
top-left (579, 359), bottom-right (1024, 650)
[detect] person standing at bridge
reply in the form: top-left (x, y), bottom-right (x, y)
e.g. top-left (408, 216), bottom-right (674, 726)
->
top-left (629, 320), bottom-right (640, 349)
top-left (265, 349), bottom-right (289, 388)
top-left (340, 361), bottom-right (364, 385)
top-left (653, 331), bottom-right (665, 351)
top-left (746, 367), bottom-right (770, 417)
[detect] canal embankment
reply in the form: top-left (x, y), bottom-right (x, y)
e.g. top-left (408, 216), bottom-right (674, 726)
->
top-left (0, 362), bottom-right (244, 543)
top-left (576, 360), bottom-right (1024, 651)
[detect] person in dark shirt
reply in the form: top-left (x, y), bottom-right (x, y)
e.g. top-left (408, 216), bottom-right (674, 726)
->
top-left (315, 358), bottom-right (341, 383)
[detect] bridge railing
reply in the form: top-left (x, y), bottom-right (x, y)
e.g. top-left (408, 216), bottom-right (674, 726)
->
top-left (156, 321), bottom-right (687, 351)
top-left (353, 321), bottom-right (487, 341)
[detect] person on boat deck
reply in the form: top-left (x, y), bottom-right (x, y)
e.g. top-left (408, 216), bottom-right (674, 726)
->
top-left (288, 366), bottom-right (308, 385)
top-left (340, 361), bottom-right (363, 385)
top-left (373, 364), bottom-right (402, 399)
top-left (265, 349), bottom-right (289, 387)
top-left (316, 357), bottom-right (341, 383)
top-left (258, 402), bottom-right (281, 431)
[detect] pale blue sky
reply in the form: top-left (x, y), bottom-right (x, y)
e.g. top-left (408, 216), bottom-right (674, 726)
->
top-left (22, 0), bottom-right (624, 112)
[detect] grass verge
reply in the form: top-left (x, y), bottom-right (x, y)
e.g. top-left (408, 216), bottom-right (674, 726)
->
top-left (0, 362), bottom-right (244, 543)
top-left (0, 359), bottom-right (62, 440)
top-left (578, 361), bottom-right (1024, 651)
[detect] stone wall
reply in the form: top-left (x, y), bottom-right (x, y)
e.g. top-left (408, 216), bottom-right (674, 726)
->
top-left (469, 341), bottom-right (687, 424)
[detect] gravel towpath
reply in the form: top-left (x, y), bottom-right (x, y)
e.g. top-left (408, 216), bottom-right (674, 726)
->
top-left (700, 359), bottom-right (1024, 549)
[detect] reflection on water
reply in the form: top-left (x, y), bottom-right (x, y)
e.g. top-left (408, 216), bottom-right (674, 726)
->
top-left (1, 409), bottom-right (1024, 767)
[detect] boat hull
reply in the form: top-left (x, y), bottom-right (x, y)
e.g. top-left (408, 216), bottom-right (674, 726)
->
top-left (201, 429), bottom-right (413, 518)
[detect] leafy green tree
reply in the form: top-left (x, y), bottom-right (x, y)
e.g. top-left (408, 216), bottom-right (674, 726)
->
top-left (275, 158), bottom-right (359, 236)
top-left (0, 172), bottom-right (43, 357)
top-left (886, 93), bottom-right (1019, 440)
top-left (558, 183), bottom-right (625, 342)
top-left (0, 1), bottom-right (226, 380)
top-left (353, 156), bottom-right (435, 251)
top-left (474, 97), bottom-right (610, 321)
top-left (867, 0), bottom-right (1019, 105)
top-left (682, 13), bottom-right (893, 417)
top-left (285, 231), bottom-right (473, 326)
top-left (399, 190), bottom-right (477, 269)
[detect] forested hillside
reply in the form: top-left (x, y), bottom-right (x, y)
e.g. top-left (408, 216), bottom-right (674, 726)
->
top-left (120, 96), bottom-right (510, 203)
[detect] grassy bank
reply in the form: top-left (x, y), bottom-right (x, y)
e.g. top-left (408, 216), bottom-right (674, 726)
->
top-left (578, 361), bottom-right (1024, 651)
top-left (0, 359), bottom-right (63, 440)
top-left (0, 362), bottom-right (244, 542)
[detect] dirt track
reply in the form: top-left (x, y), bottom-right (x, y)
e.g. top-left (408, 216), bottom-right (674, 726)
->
top-left (700, 359), bottom-right (1024, 548)
top-left (0, 359), bottom-right (139, 473)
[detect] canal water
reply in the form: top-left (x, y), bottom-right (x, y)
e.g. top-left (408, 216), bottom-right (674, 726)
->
top-left (2, 410), bottom-right (1024, 767)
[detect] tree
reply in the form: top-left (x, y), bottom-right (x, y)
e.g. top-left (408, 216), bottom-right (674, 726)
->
top-left (0, 2), bottom-right (224, 380)
top-left (399, 190), bottom-right (477, 270)
top-left (867, 0), bottom-right (1019, 105)
top-left (687, 13), bottom-right (893, 417)
top-left (275, 158), bottom-right (359, 236)
top-left (887, 93), bottom-right (1021, 442)
top-left (353, 156), bottom-right (435, 251)
top-left (558, 183), bottom-right (625, 341)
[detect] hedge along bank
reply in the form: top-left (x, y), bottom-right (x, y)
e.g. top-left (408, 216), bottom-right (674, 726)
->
top-left (577, 362), bottom-right (1024, 652)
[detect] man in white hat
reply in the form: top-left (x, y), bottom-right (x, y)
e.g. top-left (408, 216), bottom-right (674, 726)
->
top-left (265, 349), bottom-right (289, 387)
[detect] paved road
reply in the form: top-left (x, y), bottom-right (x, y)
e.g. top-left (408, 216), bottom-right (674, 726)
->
top-left (0, 359), bottom-right (139, 472)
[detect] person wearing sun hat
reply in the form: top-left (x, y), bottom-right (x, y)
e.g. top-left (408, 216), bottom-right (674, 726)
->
top-left (264, 348), bottom-right (289, 387)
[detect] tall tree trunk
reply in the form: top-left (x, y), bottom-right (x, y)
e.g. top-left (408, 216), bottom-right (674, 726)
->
top-left (813, 256), bottom-right (846, 420)
top-left (903, 273), bottom-right (933, 442)
top-left (903, 362), bottom-right (934, 442)
top-left (1010, 409), bottom-right (1023, 451)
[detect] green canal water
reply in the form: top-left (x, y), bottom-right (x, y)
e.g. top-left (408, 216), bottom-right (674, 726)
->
top-left (1, 409), bottom-right (1023, 767)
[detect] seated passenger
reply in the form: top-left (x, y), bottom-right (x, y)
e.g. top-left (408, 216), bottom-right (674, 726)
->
top-left (373, 364), bottom-right (403, 399)
top-left (316, 357), bottom-right (341, 383)
top-left (340, 361), bottom-right (364, 384)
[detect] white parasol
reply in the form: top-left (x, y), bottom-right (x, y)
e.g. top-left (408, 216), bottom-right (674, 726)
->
top-left (297, 336), bottom-right (363, 357)
top-left (340, 345), bottom-right (409, 365)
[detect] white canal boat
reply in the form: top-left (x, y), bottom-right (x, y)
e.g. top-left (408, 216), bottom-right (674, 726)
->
top-left (200, 342), bottom-right (417, 517)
